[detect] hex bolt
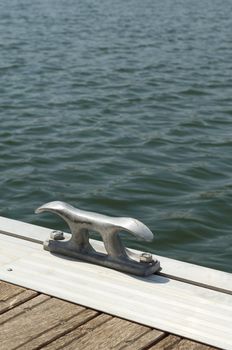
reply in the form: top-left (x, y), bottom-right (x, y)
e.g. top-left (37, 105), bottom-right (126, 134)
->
top-left (50, 230), bottom-right (65, 240)
top-left (139, 252), bottom-right (154, 263)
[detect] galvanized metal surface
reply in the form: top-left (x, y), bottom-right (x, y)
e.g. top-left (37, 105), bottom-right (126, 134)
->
top-left (35, 201), bottom-right (160, 276)
top-left (0, 215), bottom-right (231, 294)
top-left (0, 230), bottom-right (231, 349)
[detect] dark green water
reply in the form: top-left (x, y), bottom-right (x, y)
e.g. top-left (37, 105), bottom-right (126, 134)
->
top-left (1, 0), bottom-right (232, 272)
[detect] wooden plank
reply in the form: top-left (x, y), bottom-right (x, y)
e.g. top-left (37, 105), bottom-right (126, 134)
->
top-left (22, 308), bottom-right (99, 349)
top-left (43, 314), bottom-right (113, 350)
top-left (149, 335), bottom-right (182, 349)
top-left (59, 317), bottom-right (154, 350)
top-left (0, 280), bottom-right (25, 301)
top-left (123, 329), bottom-right (165, 349)
top-left (149, 335), bottom-right (219, 350)
top-left (0, 294), bottom-right (50, 325)
top-left (0, 281), bottom-right (38, 314)
top-left (0, 295), bottom-right (97, 350)
top-left (0, 289), bottom-right (38, 315)
top-left (177, 339), bottom-right (219, 350)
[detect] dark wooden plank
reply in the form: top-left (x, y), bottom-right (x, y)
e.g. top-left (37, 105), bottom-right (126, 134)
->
top-left (0, 281), bottom-right (25, 301)
top-left (0, 281), bottom-right (38, 314)
top-left (148, 335), bottom-right (219, 350)
top-left (0, 289), bottom-right (38, 315)
top-left (43, 313), bottom-right (112, 350)
top-left (0, 294), bottom-right (50, 326)
top-left (123, 329), bottom-right (166, 350)
top-left (60, 316), bottom-right (155, 350)
top-left (44, 314), bottom-right (165, 350)
top-left (177, 338), bottom-right (219, 350)
top-left (0, 296), bottom-right (91, 350)
top-left (149, 335), bottom-right (182, 349)
top-left (23, 308), bottom-right (99, 349)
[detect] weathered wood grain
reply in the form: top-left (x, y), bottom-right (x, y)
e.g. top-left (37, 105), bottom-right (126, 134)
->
top-left (123, 329), bottom-right (165, 350)
top-left (0, 296), bottom-right (90, 350)
top-left (177, 338), bottom-right (219, 350)
top-left (23, 308), bottom-right (99, 350)
top-left (43, 313), bottom-right (112, 350)
top-left (148, 335), bottom-right (219, 350)
top-left (0, 281), bottom-right (38, 314)
top-left (60, 317), bottom-right (155, 350)
top-left (149, 335), bottom-right (182, 349)
top-left (0, 294), bottom-right (50, 325)
top-left (0, 281), bottom-right (25, 301)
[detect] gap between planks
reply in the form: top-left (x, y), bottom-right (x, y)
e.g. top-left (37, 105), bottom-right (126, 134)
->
top-left (0, 281), bottom-right (38, 315)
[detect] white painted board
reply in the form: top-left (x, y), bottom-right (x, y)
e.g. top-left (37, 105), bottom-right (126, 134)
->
top-left (0, 215), bottom-right (231, 294)
top-left (0, 233), bottom-right (232, 350)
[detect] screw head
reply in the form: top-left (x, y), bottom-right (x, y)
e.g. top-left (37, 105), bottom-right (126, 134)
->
top-left (7, 267), bottom-right (13, 272)
top-left (140, 252), bottom-right (154, 263)
top-left (50, 230), bottom-right (64, 240)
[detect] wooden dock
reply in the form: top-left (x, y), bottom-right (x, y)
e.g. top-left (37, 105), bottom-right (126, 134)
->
top-left (0, 280), bottom-right (218, 350)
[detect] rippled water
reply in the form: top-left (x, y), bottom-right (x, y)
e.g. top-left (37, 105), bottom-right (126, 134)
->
top-left (0, 0), bottom-right (232, 272)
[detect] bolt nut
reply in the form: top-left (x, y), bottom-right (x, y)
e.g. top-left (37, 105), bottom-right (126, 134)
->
top-left (50, 230), bottom-right (65, 240)
top-left (140, 252), bottom-right (154, 263)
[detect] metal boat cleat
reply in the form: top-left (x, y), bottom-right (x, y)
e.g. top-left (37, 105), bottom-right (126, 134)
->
top-left (35, 201), bottom-right (160, 276)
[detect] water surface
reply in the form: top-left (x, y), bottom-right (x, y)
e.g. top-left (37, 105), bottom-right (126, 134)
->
top-left (0, 0), bottom-right (232, 272)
